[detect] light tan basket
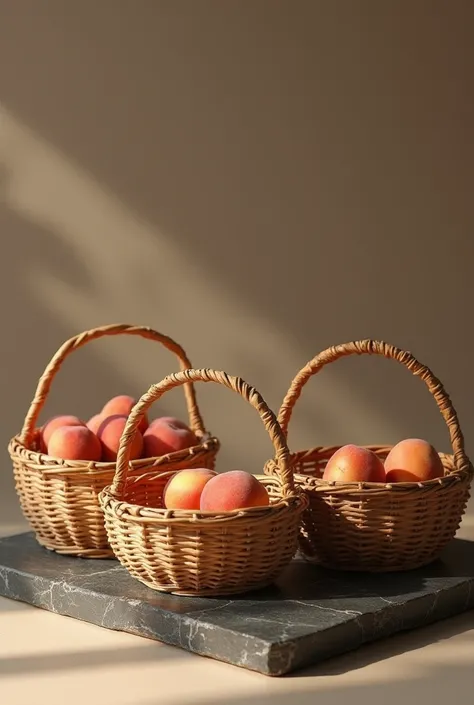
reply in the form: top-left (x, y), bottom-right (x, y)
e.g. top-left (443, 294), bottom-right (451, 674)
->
top-left (99, 368), bottom-right (308, 596)
top-left (8, 324), bottom-right (219, 558)
top-left (264, 340), bottom-right (473, 572)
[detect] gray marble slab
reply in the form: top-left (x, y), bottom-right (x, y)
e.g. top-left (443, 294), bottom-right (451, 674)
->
top-left (1, 532), bottom-right (473, 676)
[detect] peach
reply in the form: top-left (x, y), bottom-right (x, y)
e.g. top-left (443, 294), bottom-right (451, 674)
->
top-left (40, 415), bottom-right (84, 452)
top-left (163, 468), bottom-right (217, 510)
top-left (199, 470), bottom-right (270, 512)
top-left (322, 444), bottom-right (386, 483)
top-left (47, 425), bottom-right (102, 461)
top-left (101, 395), bottom-right (149, 433)
top-left (385, 438), bottom-right (444, 482)
top-left (86, 414), bottom-right (104, 434)
top-left (97, 414), bottom-right (144, 462)
top-left (148, 416), bottom-right (188, 429)
top-left (143, 417), bottom-right (198, 457)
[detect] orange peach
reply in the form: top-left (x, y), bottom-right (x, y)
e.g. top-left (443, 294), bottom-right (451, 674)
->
top-left (101, 395), bottom-right (149, 433)
top-left (163, 468), bottom-right (217, 510)
top-left (47, 425), bottom-right (102, 461)
top-left (199, 470), bottom-right (270, 512)
top-left (322, 444), bottom-right (386, 483)
top-left (97, 414), bottom-right (144, 462)
top-left (41, 415), bottom-right (84, 452)
top-left (384, 438), bottom-right (444, 482)
top-left (148, 416), bottom-right (188, 429)
top-left (86, 414), bottom-right (104, 434)
top-left (143, 417), bottom-right (197, 457)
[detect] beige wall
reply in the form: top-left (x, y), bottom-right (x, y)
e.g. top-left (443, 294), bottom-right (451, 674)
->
top-left (1, 1), bottom-right (473, 530)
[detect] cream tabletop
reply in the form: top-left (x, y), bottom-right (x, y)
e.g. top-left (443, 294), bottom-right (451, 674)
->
top-left (1, 507), bottom-right (474, 705)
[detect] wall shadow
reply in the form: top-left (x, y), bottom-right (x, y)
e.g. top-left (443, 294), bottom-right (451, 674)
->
top-left (1, 1), bottom-right (473, 471)
top-left (0, 173), bottom-right (210, 530)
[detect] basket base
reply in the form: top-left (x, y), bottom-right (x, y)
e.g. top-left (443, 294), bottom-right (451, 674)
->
top-left (35, 535), bottom-right (115, 560)
top-left (297, 534), bottom-right (455, 573)
top-left (130, 575), bottom-right (283, 598)
top-left (2, 532), bottom-right (474, 676)
top-left (299, 551), bottom-right (441, 573)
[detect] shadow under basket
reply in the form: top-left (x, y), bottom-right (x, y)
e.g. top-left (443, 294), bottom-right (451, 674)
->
top-left (264, 340), bottom-right (474, 573)
top-left (8, 324), bottom-right (220, 558)
top-left (99, 368), bottom-right (308, 596)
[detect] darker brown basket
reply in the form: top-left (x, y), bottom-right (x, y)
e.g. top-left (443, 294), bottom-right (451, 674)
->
top-left (8, 324), bottom-right (220, 558)
top-left (99, 368), bottom-right (308, 596)
top-left (264, 340), bottom-right (473, 572)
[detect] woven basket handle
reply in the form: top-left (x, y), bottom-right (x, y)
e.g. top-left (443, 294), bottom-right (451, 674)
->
top-left (20, 323), bottom-right (205, 446)
top-left (111, 368), bottom-right (294, 499)
top-left (278, 339), bottom-right (470, 475)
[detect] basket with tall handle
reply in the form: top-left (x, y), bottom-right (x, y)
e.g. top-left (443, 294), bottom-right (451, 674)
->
top-left (99, 368), bottom-right (308, 596)
top-left (8, 324), bottom-right (219, 558)
top-left (264, 340), bottom-right (473, 572)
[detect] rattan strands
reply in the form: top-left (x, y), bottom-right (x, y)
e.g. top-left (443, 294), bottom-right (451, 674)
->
top-left (100, 368), bottom-right (308, 596)
top-left (9, 324), bottom-right (219, 557)
top-left (264, 339), bottom-right (473, 572)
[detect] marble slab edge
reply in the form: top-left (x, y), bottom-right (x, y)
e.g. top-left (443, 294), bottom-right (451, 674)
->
top-left (1, 533), bottom-right (474, 676)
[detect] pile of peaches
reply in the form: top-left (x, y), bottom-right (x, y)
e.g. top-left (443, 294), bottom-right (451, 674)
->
top-left (38, 395), bottom-right (445, 514)
top-left (39, 394), bottom-right (199, 463)
top-left (161, 467), bottom-right (270, 513)
top-left (38, 394), bottom-right (271, 513)
top-left (321, 439), bottom-right (445, 484)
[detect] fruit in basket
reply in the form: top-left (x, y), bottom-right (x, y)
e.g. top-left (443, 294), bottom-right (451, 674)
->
top-left (384, 438), bottom-right (444, 482)
top-left (97, 414), bottom-right (144, 461)
top-left (86, 414), bottom-right (104, 434)
top-left (47, 425), bottom-right (102, 461)
top-left (101, 395), bottom-right (149, 433)
top-left (199, 470), bottom-right (270, 511)
top-left (163, 468), bottom-right (217, 510)
top-left (148, 416), bottom-right (184, 429)
top-left (143, 417), bottom-right (198, 457)
top-left (40, 414), bottom-right (85, 452)
top-left (322, 444), bottom-right (386, 483)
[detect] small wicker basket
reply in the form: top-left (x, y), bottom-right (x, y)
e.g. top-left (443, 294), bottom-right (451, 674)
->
top-left (8, 324), bottom-right (219, 558)
top-left (264, 340), bottom-right (473, 572)
top-left (99, 368), bottom-right (308, 596)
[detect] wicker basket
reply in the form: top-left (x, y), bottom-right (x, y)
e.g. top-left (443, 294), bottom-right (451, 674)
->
top-left (99, 368), bottom-right (308, 596)
top-left (264, 340), bottom-right (473, 572)
top-left (8, 324), bottom-right (220, 558)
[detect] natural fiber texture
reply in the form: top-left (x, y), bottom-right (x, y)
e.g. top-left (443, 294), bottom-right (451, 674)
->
top-left (8, 324), bottom-right (219, 558)
top-left (264, 340), bottom-right (473, 572)
top-left (99, 368), bottom-right (307, 596)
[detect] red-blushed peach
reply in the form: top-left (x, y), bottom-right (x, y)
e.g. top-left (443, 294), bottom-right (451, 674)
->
top-left (97, 414), bottom-right (144, 462)
top-left (199, 470), bottom-right (270, 512)
top-left (101, 395), bottom-right (149, 433)
top-left (148, 416), bottom-right (189, 430)
top-left (41, 415), bottom-right (85, 452)
top-left (384, 438), bottom-right (444, 482)
top-left (143, 417), bottom-right (198, 457)
top-left (322, 444), bottom-right (386, 483)
top-left (47, 425), bottom-right (102, 461)
top-left (163, 468), bottom-right (217, 510)
top-left (86, 414), bottom-right (104, 434)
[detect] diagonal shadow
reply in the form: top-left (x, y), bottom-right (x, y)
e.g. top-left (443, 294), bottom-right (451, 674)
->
top-left (0, 642), bottom-right (185, 677)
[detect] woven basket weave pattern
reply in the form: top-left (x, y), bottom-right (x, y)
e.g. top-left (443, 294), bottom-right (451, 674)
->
top-left (265, 340), bottom-right (473, 572)
top-left (8, 324), bottom-right (219, 558)
top-left (99, 368), bottom-right (307, 596)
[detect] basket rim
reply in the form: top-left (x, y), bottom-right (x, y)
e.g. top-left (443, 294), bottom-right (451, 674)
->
top-left (264, 443), bottom-right (474, 493)
top-left (99, 473), bottom-right (308, 525)
top-left (8, 431), bottom-right (220, 473)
